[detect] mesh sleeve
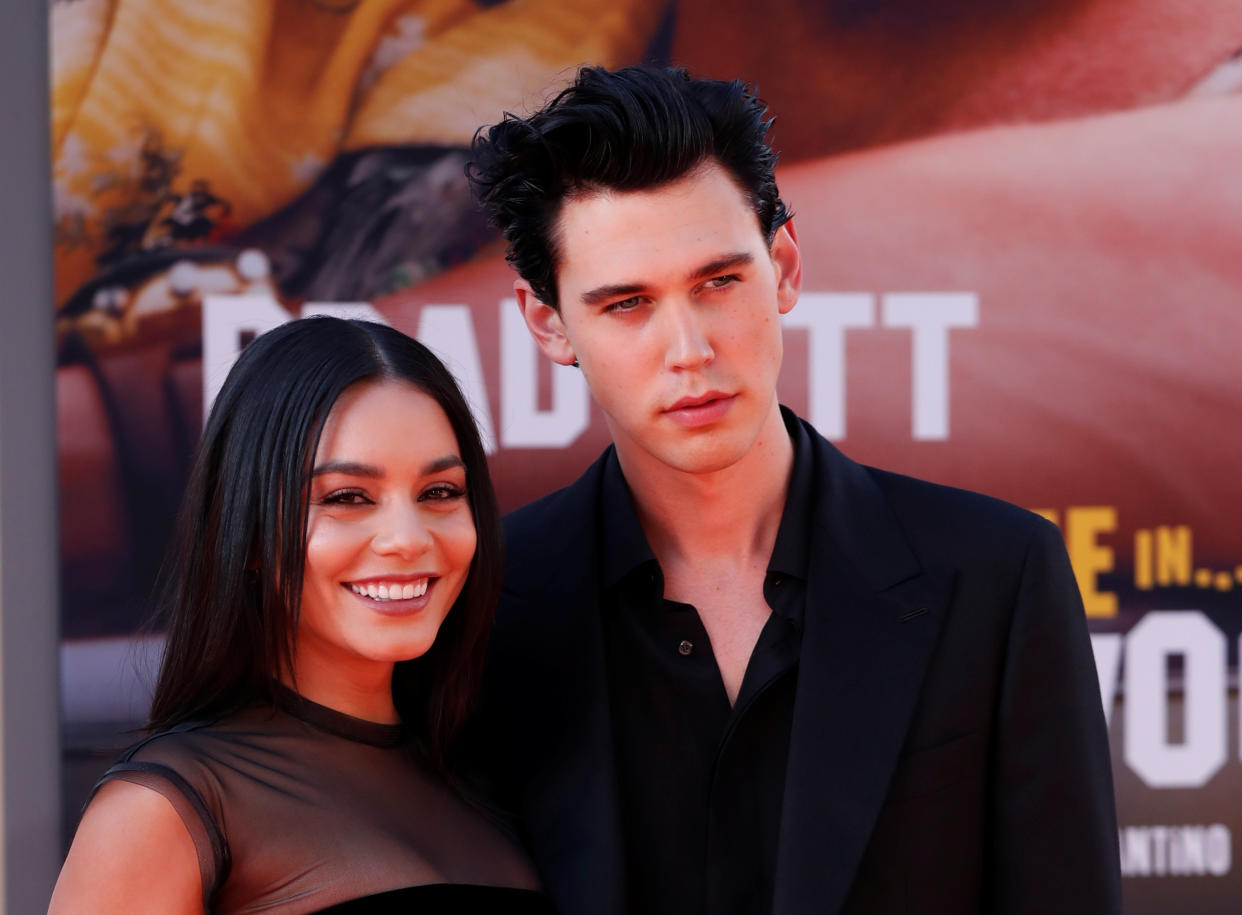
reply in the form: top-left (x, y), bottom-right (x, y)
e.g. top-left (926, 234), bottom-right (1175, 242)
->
top-left (91, 760), bottom-right (229, 910)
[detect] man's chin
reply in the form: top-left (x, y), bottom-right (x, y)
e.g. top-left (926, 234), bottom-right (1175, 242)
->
top-left (641, 435), bottom-right (756, 478)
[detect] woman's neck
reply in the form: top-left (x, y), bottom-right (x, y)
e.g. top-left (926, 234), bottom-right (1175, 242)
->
top-left (279, 661), bottom-right (399, 724)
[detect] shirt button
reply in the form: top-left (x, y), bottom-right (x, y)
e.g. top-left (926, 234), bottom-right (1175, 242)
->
top-left (677, 640), bottom-right (694, 656)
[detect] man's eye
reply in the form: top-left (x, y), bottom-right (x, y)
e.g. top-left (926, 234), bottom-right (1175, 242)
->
top-left (321, 489), bottom-right (369, 506)
top-left (704, 274), bottom-right (739, 290)
top-left (604, 297), bottom-right (642, 313)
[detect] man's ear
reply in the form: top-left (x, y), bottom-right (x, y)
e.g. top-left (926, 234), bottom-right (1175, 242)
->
top-left (514, 280), bottom-right (577, 366)
top-left (770, 219), bottom-right (802, 316)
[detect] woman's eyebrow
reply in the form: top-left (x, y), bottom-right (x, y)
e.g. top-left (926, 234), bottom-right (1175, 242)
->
top-left (311, 460), bottom-right (382, 478)
top-left (311, 455), bottom-right (465, 478)
top-left (424, 454), bottom-right (466, 475)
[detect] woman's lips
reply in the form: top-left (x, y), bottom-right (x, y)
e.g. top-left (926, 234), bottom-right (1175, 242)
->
top-left (348, 578), bottom-right (429, 601)
top-left (343, 577), bottom-right (436, 614)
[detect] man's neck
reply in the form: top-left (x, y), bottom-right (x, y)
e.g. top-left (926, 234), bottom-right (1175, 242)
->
top-left (617, 401), bottom-right (795, 571)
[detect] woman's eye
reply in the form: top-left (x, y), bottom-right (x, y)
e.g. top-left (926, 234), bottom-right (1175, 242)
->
top-left (321, 489), bottom-right (369, 506)
top-left (421, 483), bottom-right (467, 502)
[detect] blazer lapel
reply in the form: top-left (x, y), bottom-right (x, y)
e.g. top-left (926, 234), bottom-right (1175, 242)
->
top-left (773, 426), bottom-right (955, 915)
top-left (498, 455), bottom-right (627, 915)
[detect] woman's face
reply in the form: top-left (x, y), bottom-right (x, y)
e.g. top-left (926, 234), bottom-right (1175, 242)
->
top-left (294, 378), bottom-right (477, 687)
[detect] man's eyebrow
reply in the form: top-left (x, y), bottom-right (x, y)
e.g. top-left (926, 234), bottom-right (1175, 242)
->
top-left (578, 252), bottom-right (755, 307)
top-left (311, 455), bottom-right (465, 478)
top-left (581, 282), bottom-right (646, 307)
top-left (688, 252), bottom-right (753, 281)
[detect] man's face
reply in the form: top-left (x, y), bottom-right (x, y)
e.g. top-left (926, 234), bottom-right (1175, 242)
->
top-left (519, 161), bottom-right (800, 476)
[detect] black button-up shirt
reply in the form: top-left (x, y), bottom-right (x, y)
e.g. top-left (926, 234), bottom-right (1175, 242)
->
top-left (599, 410), bottom-right (816, 915)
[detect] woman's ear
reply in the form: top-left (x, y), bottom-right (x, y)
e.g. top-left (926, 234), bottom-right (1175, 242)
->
top-left (514, 280), bottom-right (577, 366)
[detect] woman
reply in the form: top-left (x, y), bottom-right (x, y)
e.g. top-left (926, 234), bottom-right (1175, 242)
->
top-left (50, 318), bottom-right (551, 913)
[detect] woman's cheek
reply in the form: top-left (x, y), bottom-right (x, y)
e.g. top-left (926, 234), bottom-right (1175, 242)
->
top-left (304, 513), bottom-right (362, 578)
top-left (439, 512), bottom-right (478, 575)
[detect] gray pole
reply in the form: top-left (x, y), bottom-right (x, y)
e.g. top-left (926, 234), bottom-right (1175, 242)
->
top-left (0, 0), bottom-right (62, 910)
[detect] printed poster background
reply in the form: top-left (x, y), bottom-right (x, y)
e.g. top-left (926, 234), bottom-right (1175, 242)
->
top-left (52, 1), bottom-right (1242, 910)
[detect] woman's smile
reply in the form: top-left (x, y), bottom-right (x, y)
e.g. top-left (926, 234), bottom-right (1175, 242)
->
top-left (345, 577), bottom-right (432, 601)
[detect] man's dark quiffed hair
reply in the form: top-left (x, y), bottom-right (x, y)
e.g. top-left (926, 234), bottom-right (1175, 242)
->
top-left (467, 65), bottom-right (790, 309)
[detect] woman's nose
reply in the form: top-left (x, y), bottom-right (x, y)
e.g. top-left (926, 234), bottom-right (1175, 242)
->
top-left (370, 502), bottom-right (433, 559)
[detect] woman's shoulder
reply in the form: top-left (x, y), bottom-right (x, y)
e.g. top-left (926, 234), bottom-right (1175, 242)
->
top-left (119, 706), bottom-right (273, 768)
top-left (105, 708), bottom-right (271, 804)
top-left (50, 778), bottom-right (204, 914)
top-left (84, 707), bottom-right (284, 900)
top-left (51, 715), bottom-right (247, 915)
top-left (115, 718), bottom-right (220, 768)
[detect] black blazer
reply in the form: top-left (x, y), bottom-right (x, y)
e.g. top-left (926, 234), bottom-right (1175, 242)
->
top-left (478, 415), bottom-right (1121, 914)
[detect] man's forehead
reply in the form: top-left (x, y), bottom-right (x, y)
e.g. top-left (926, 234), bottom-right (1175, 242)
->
top-left (552, 163), bottom-right (766, 289)
top-left (560, 160), bottom-right (751, 219)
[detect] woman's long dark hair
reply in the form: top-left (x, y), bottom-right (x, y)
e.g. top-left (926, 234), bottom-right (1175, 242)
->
top-left (147, 317), bottom-right (501, 770)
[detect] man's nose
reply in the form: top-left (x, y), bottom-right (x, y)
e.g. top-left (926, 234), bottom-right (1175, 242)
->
top-left (662, 301), bottom-right (715, 371)
top-left (371, 501), bottom-right (433, 559)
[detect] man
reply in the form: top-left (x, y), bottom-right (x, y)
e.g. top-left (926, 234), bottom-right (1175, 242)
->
top-left (467, 65), bottom-right (1120, 915)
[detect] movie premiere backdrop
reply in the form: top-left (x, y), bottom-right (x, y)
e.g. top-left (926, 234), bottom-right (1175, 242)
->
top-left (51, 1), bottom-right (1241, 910)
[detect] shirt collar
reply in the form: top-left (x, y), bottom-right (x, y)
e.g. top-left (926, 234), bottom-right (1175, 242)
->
top-left (599, 406), bottom-right (816, 590)
top-left (600, 449), bottom-right (658, 591)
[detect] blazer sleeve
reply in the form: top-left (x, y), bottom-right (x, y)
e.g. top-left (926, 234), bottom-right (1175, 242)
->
top-left (988, 517), bottom-right (1122, 913)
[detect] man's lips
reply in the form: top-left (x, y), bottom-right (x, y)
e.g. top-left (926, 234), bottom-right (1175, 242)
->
top-left (663, 392), bottom-right (734, 427)
top-left (666, 391), bottom-right (732, 412)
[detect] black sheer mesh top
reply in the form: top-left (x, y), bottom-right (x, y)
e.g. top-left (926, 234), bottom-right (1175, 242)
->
top-left (95, 687), bottom-right (551, 914)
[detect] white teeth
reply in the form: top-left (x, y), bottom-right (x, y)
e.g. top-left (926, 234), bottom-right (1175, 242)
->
top-left (349, 579), bottom-right (429, 601)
